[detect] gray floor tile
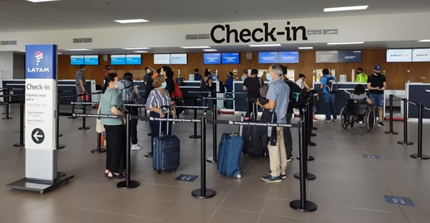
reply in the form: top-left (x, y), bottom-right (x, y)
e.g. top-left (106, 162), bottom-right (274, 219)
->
top-left (258, 214), bottom-right (307, 223)
top-left (220, 193), bottom-right (267, 213)
top-left (208, 208), bottom-right (260, 223)
top-left (262, 198), bottom-right (309, 220)
top-left (354, 209), bottom-right (409, 223)
top-left (161, 203), bottom-right (217, 223)
top-left (309, 204), bottom-right (357, 223)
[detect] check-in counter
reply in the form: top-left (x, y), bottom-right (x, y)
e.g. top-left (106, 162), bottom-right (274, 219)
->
top-left (406, 82), bottom-right (430, 119)
top-left (179, 81), bottom-right (217, 106)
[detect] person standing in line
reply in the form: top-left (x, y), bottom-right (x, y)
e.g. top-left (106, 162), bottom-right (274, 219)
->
top-left (75, 65), bottom-right (86, 112)
top-left (225, 72), bottom-right (234, 93)
top-left (100, 73), bottom-right (126, 179)
top-left (241, 69), bottom-right (249, 81)
top-left (143, 67), bottom-right (153, 103)
top-left (243, 69), bottom-right (262, 118)
top-left (256, 64), bottom-right (290, 183)
top-left (367, 65), bottom-right (386, 127)
top-left (194, 68), bottom-right (202, 81)
top-left (355, 68), bottom-right (368, 84)
top-left (102, 65), bottom-right (111, 80)
top-left (295, 73), bottom-right (311, 91)
top-left (280, 65), bottom-right (294, 161)
top-left (320, 69), bottom-right (338, 122)
top-left (200, 70), bottom-right (212, 107)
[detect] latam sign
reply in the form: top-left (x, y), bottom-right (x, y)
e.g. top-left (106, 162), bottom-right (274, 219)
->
top-left (25, 45), bottom-right (56, 79)
top-left (412, 49), bottom-right (430, 62)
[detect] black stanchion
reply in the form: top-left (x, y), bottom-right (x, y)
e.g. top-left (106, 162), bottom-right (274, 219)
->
top-left (295, 103), bottom-right (316, 180)
top-left (145, 121), bottom-right (154, 158)
top-left (78, 93), bottom-right (90, 130)
top-left (397, 98), bottom-right (413, 145)
top-left (69, 88), bottom-right (77, 119)
top-left (91, 133), bottom-right (106, 154)
top-left (56, 100), bottom-right (65, 149)
top-left (118, 113), bottom-right (140, 189)
top-left (385, 94), bottom-right (399, 135)
top-left (13, 99), bottom-right (25, 147)
top-left (192, 117), bottom-right (216, 198)
top-left (207, 104), bottom-right (218, 163)
top-left (2, 88), bottom-right (12, 120)
top-left (290, 121), bottom-right (317, 212)
top-left (189, 97), bottom-right (201, 139)
top-left (410, 103), bottom-right (429, 160)
top-left (307, 98), bottom-right (317, 147)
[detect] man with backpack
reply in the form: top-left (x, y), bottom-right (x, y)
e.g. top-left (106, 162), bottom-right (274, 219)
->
top-left (243, 69), bottom-right (261, 118)
top-left (320, 69), bottom-right (338, 122)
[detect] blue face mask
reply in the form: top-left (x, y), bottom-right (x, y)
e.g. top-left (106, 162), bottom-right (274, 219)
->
top-left (161, 82), bottom-right (167, 89)
top-left (266, 73), bottom-right (272, 82)
top-left (241, 76), bottom-right (246, 81)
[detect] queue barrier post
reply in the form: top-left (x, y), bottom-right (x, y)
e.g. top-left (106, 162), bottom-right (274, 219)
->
top-left (78, 93), bottom-right (90, 130)
top-left (410, 103), bottom-right (429, 160)
top-left (308, 98), bottom-right (317, 147)
top-left (56, 99), bottom-right (65, 149)
top-left (295, 102), bottom-right (316, 180)
top-left (92, 133), bottom-right (106, 154)
top-left (397, 98), bottom-right (413, 145)
top-left (189, 97), bottom-right (201, 139)
top-left (192, 116), bottom-right (216, 199)
top-left (68, 88), bottom-right (77, 119)
top-left (118, 113), bottom-right (140, 189)
top-left (207, 104), bottom-right (218, 163)
top-left (2, 88), bottom-right (12, 120)
top-left (385, 94), bottom-right (399, 135)
top-left (13, 99), bottom-right (25, 147)
top-left (290, 121), bottom-right (317, 212)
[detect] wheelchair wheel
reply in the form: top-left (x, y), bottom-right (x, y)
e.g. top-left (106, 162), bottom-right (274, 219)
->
top-left (340, 107), bottom-right (350, 129)
top-left (366, 108), bottom-right (376, 132)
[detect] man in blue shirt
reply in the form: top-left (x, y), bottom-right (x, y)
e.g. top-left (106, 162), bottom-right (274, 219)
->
top-left (256, 64), bottom-right (290, 183)
top-left (225, 72), bottom-right (234, 92)
top-left (194, 68), bottom-right (202, 81)
top-left (320, 69), bottom-right (338, 122)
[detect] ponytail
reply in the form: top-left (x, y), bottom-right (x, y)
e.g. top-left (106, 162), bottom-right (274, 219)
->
top-left (102, 73), bottom-right (118, 93)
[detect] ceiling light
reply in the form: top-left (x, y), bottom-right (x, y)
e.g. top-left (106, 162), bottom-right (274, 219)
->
top-left (203, 49), bottom-right (218, 52)
top-left (249, 44), bottom-right (282, 47)
top-left (123, 47), bottom-right (150, 50)
top-left (418, 40), bottom-right (430, 42)
top-left (324, 5), bottom-right (369, 12)
top-left (299, 47), bottom-right (313, 50)
top-left (180, 46), bottom-right (211, 49)
top-left (133, 51), bottom-right (148, 53)
top-left (64, 49), bottom-right (91, 51)
top-left (26, 0), bottom-right (61, 3)
top-left (58, 52), bottom-right (62, 55)
top-left (327, 42), bottom-right (364, 45)
top-left (114, 19), bottom-right (149, 24)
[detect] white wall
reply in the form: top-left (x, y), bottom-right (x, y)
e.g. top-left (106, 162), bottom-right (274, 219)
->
top-left (0, 12), bottom-right (430, 51)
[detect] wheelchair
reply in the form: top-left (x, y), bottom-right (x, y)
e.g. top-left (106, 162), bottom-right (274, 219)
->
top-left (340, 99), bottom-right (376, 132)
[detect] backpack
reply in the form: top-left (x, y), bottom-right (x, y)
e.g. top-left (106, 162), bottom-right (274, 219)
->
top-left (324, 76), bottom-right (338, 93)
top-left (200, 78), bottom-right (210, 97)
top-left (218, 81), bottom-right (225, 93)
top-left (258, 78), bottom-right (268, 97)
top-left (284, 80), bottom-right (308, 108)
top-left (118, 80), bottom-right (135, 103)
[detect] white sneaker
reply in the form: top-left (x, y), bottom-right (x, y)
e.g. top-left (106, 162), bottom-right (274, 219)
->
top-left (131, 144), bottom-right (143, 151)
top-left (325, 120), bottom-right (331, 123)
top-left (333, 119), bottom-right (338, 122)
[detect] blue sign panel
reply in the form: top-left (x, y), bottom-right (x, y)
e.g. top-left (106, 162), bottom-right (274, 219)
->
top-left (204, 53), bottom-right (221, 64)
top-left (170, 54), bottom-right (187, 64)
top-left (70, 55), bottom-right (84, 65)
top-left (84, 55), bottom-right (99, 65)
top-left (126, 54), bottom-right (142, 65)
top-left (111, 55), bottom-right (126, 65)
top-left (175, 174), bottom-right (198, 182)
top-left (25, 45), bottom-right (57, 79)
top-left (384, 195), bottom-right (414, 207)
top-left (222, 53), bottom-right (240, 64)
top-left (362, 154), bottom-right (381, 159)
top-left (259, 52), bottom-right (278, 63)
top-left (339, 50), bottom-right (362, 63)
top-left (279, 51), bottom-right (299, 63)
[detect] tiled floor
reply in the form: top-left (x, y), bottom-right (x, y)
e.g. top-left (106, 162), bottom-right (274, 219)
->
top-left (1, 105), bottom-right (430, 223)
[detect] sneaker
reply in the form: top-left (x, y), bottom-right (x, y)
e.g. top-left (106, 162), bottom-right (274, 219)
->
top-left (378, 122), bottom-right (385, 127)
top-left (131, 144), bottom-right (143, 151)
top-left (313, 118), bottom-right (318, 122)
top-left (261, 175), bottom-right (282, 183)
top-left (325, 120), bottom-right (331, 123)
top-left (333, 119), bottom-right (338, 122)
top-left (281, 174), bottom-right (287, 179)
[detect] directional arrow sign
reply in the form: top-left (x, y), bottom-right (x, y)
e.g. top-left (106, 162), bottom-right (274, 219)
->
top-left (31, 128), bottom-right (45, 144)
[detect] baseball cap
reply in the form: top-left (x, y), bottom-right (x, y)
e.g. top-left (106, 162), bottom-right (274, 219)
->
top-left (374, 65), bottom-right (382, 71)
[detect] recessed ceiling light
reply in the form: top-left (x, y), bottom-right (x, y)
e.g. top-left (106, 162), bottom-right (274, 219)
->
top-left (64, 49), bottom-right (92, 51)
top-left (133, 51), bottom-right (148, 53)
top-left (418, 40), bottom-right (430, 42)
top-left (58, 52), bottom-right (62, 55)
top-left (180, 46), bottom-right (211, 49)
top-left (324, 5), bottom-right (369, 12)
top-left (114, 19), bottom-right (149, 24)
top-left (26, 0), bottom-right (61, 3)
top-left (249, 44), bottom-right (281, 47)
top-left (203, 49), bottom-right (218, 52)
top-left (123, 47), bottom-right (150, 50)
top-left (299, 47), bottom-right (313, 50)
top-left (327, 42), bottom-right (364, 45)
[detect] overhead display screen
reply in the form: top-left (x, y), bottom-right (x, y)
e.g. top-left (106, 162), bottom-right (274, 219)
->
top-left (170, 54), bottom-right (187, 64)
top-left (316, 51), bottom-right (339, 63)
top-left (258, 52), bottom-right (278, 63)
top-left (412, 49), bottom-right (430, 62)
top-left (204, 53), bottom-right (221, 64)
top-left (221, 53), bottom-right (240, 64)
top-left (84, 55), bottom-right (99, 65)
top-left (338, 50), bottom-right (362, 63)
top-left (386, 49), bottom-right (412, 62)
top-left (70, 55), bottom-right (84, 65)
top-left (111, 55), bottom-right (126, 65)
top-left (126, 54), bottom-right (141, 65)
top-left (278, 51), bottom-right (299, 63)
top-left (154, 54), bottom-right (171, 64)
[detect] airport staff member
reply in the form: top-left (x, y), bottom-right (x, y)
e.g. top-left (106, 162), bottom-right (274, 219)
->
top-left (355, 68), bottom-right (368, 83)
top-left (75, 65), bottom-right (86, 112)
top-left (256, 64), bottom-right (290, 183)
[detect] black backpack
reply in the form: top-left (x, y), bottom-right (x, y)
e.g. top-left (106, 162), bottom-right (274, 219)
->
top-left (284, 80), bottom-right (308, 108)
top-left (324, 76), bottom-right (338, 93)
top-left (200, 79), bottom-right (210, 96)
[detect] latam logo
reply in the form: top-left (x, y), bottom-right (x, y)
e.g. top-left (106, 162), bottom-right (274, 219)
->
top-left (35, 51), bottom-right (44, 66)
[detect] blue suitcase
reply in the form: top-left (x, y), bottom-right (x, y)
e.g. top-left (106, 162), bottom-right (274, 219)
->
top-left (153, 111), bottom-right (180, 174)
top-left (217, 133), bottom-right (243, 178)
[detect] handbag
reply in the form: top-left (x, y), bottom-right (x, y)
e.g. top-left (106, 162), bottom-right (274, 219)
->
top-left (96, 101), bottom-right (105, 133)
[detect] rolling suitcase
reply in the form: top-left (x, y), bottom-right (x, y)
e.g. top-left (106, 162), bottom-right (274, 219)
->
top-left (217, 133), bottom-right (243, 179)
top-left (241, 104), bottom-right (265, 158)
top-left (153, 110), bottom-right (180, 174)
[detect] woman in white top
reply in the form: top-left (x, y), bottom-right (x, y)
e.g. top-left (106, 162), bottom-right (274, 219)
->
top-left (295, 74), bottom-right (311, 91)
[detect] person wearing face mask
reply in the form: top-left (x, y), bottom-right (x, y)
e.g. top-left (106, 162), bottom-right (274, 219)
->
top-left (241, 69), bottom-right (249, 81)
top-left (194, 68), bottom-right (202, 81)
top-left (367, 65), bottom-right (386, 127)
top-left (102, 65), bottom-right (111, 79)
top-left (100, 73), bottom-right (126, 179)
top-left (225, 72), bottom-right (234, 93)
top-left (143, 67), bottom-right (154, 102)
top-left (355, 68), bottom-right (368, 84)
top-left (256, 64), bottom-right (290, 183)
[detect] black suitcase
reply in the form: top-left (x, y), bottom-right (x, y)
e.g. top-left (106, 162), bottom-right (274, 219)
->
top-left (240, 104), bottom-right (265, 158)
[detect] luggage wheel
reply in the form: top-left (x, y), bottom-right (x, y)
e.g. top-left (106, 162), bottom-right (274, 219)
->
top-left (236, 174), bottom-right (242, 179)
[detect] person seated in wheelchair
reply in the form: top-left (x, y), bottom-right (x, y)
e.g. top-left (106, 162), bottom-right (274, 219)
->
top-left (349, 84), bottom-right (372, 122)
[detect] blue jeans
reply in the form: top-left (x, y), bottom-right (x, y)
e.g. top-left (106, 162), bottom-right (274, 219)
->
top-left (322, 93), bottom-right (337, 120)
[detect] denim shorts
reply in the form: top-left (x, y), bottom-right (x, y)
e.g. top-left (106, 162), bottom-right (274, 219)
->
top-left (369, 93), bottom-right (384, 107)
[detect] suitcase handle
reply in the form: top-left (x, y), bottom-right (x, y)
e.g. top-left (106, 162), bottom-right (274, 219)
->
top-left (159, 105), bottom-right (172, 137)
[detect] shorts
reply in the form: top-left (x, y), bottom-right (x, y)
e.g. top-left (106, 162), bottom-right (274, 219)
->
top-left (369, 93), bottom-right (384, 108)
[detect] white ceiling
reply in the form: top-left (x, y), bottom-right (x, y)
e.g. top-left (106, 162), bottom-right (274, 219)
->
top-left (1, 0), bottom-right (430, 32)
